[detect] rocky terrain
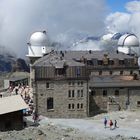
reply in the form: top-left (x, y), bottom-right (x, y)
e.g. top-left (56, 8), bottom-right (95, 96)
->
top-left (0, 110), bottom-right (140, 140)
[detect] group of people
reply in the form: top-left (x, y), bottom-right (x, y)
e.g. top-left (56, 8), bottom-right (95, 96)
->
top-left (104, 118), bottom-right (118, 130)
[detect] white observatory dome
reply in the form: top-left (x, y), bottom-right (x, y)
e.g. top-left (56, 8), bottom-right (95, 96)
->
top-left (118, 33), bottom-right (139, 47)
top-left (30, 31), bottom-right (48, 46)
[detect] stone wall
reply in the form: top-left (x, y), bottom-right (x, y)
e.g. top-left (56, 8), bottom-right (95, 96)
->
top-left (36, 80), bottom-right (88, 118)
top-left (89, 88), bottom-right (129, 115)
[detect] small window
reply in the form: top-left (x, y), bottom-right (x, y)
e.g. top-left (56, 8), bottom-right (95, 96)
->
top-left (47, 98), bottom-right (53, 110)
top-left (109, 60), bottom-right (114, 65)
top-left (99, 71), bottom-right (102, 75)
top-left (77, 81), bottom-right (80, 85)
top-left (137, 101), bottom-right (140, 106)
top-left (120, 71), bottom-right (123, 75)
top-left (81, 90), bottom-right (83, 97)
top-left (68, 104), bottom-right (71, 109)
top-left (81, 81), bottom-right (83, 85)
top-left (130, 70), bottom-right (133, 75)
top-left (77, 103), bottom-right (80, 109)
top-left (72, 90), bottom-right (75, 97)
top-left (110, 71), bottom-right (113, 75)
top-left (98, 60), bottom-right (103, 65)
top-left (81, 103), bottom-right (83, 109)
top-left (68, 82), bottom-right (71, 85)
top-left (119, 60), bottom-right (124, 65)
top-left (46, 83), bottom-right (49, 88)
top-left (91, 90), bottom-right (96, 96)
top-left (103, 90), bottom-right (107, 96)
top-left (115, 90), bottom-right (119, 96)
top-left (72, 104), bottom-right (74, 109)
top-left (76, 67), bottom-right (81, 76)
top-left (68, 90), bottom-right (71, 97)
top-left (77, 90), bottom-right (80, 97)
top-left (72, 82), bottom-right (75, 85)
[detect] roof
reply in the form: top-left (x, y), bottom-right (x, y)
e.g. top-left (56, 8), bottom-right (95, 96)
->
top-left (8, 77), bottom-right (28, 82)
top-left (0, 95), bottom-right (28, 115)
top-left (89, 75), bottom-right (140, 88)
top-left (33, 51), bottom-right (133, 67)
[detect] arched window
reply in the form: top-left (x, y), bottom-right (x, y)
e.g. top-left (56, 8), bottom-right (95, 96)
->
top-left (47, 97), bottom-right (53, 110)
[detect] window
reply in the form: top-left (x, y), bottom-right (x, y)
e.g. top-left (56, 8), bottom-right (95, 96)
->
top-left (68, 82), bottom-right (71, 85)
top-left (68, 104), bottom-right (71, 109)
top-left (120, 71), bottom-right (123, 75)
top-left (68, 90), bottom-right (71, 97)
top-left (76, 67), bottom-right (81, 76)
top-left (72, 104), bottom-right (74, 109)
top-left (46, 83), bottom-right (49, 88)
top-left (119, 60), bottom-right (124, 65)
top-left (109, 60), bottom-right (114, 65)
top-left (81, 81), bottom-right (83, 85)
top-left (77, 103), bottom-right (80, 109)
top-left (77, 81), bottom-right (80, 85)
top-left (115, 90), bottom-right (119, 96)
top-left (81, 90), bottom-right (83, 97)
top-left (130, 70), bottom-right (133, 75)
top-left (47, 98), bottom-right (53, 110)
top-left (55, 68), bottom-right (65, 75)
top-left (110, 71), bottom-right (113, 75)
top-left (91, 90), bottom-right (96, 96)
top-left (81, 103), bottom-right (83, 109)
top-left (72, 82), bottom-right (75, 85)
top-left (103, 90), bottom-right (107, 96)
top-left (99, 71), bottom-right (102, 75)
top-left (98, 60), bottom-right (103, 65)
top-left (77, 90), bottom-right (80, 97)
top-left (72, 90), bottom-right (75, 97)
top-left (137, 101), bottom-right (140, 106)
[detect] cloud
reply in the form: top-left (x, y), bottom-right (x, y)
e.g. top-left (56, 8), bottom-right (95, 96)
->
top-left (106, 12), bottom-right (131, 33)
top-left (0, 0), bottom-right (108, 58)
top-left (105, 1), bottom-right (140, 38)
top-left (125, 0), bottom-right (140, 13)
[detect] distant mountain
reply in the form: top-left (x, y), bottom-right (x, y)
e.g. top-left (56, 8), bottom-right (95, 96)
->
top-left (0, 53), bottom-right (29, 72)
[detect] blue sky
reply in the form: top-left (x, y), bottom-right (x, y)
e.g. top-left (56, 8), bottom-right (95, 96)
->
top-left (107, 0), bottom-right (133, 12)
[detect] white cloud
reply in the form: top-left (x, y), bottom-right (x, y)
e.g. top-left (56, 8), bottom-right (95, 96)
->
top-left (125, 0), bottom-right (140, 13)
top-left (105, 12), bottom-right (131, 33)
top-left (105, 1), bottom-right (140, 40)
top-left (0, 0), bottom-right (108, 57)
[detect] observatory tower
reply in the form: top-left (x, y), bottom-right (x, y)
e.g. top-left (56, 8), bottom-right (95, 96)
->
top-left (26, 30), bottom-right (52, 87)
top-left (27, 30), bottom-right (51, 64)
top-left (117, 33), bottom-right (139, 56)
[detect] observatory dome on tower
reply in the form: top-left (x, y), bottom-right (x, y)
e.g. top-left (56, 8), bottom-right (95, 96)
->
top-left (30, 31), bottom-right (48, 46)
top-left (118, 33), bottom-right (139, 47)
top-left (27, 30), bottom-right (52, 59)
top-left (117, 33), bottom-right (139, 55)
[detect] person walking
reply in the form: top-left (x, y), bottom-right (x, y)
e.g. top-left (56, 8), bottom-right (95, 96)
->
top-left (104, 118), bottom-right (107, 128)
top-left (114, 120), bottom-right (117, 128)
top-left (109, 120), bottom-right (113, 130)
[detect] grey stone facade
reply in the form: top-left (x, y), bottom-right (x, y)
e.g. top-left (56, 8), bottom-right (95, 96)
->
top-left (35, 80), bottom-right (88, 118)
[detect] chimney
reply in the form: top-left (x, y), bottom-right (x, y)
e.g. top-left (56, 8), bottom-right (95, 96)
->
top-left (43, 30), bottom-right (46, 34)
top-left (89, 50), bottom-right (92, 54)
top-left (133, 73), bottom-right (138, 80)
top-left (103, 54), bottom-right (109, 65)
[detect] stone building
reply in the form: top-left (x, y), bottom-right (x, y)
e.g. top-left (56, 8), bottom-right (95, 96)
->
top-left (27, 31), bottom-right (140, 118)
